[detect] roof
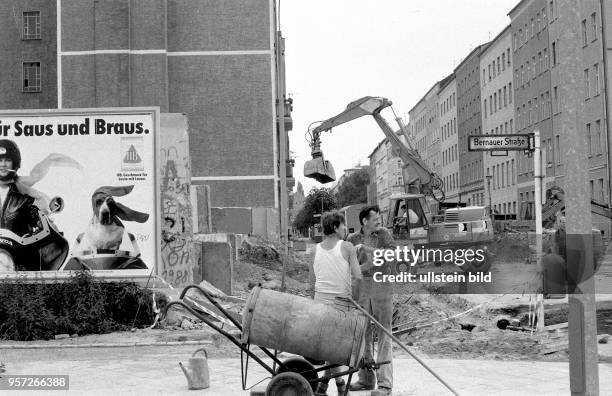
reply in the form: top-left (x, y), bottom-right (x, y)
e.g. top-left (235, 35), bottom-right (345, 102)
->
top-left (508, 0), bottom-right (535, 18)
top-left (480, 25), bottom-right (512, 56)
top-left (408, 80), bottom-right (441, 114)
top-left (438, 73), bottom-right (455, 91)
top-left (453, 42), bottom-right (489, 73)
top-left (368, 137), bottom-right (389, 159)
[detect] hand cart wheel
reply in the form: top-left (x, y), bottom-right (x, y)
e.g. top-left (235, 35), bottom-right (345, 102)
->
top-left (275, 357), bottom-right (318, 383)
top-left (265, 372), bottom-right (313, 396)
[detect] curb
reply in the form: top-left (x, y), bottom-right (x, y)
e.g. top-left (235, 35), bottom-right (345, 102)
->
top-left (0, 340), bottom-right (213, 349)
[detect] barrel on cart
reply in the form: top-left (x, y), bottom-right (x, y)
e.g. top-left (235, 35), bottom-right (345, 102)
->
top-left (242, 287), bottom-right (367, 368)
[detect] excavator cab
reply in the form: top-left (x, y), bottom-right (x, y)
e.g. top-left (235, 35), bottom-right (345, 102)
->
top-left (387, 194), bottom-right (431, 243)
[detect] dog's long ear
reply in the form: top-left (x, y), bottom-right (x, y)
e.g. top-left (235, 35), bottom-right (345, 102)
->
top-left (94, 185), bottom-right (135, 198)
top-left (113, 202), bottom-right (149, 223)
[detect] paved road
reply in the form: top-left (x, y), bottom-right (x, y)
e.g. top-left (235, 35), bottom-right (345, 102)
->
top-left (2, 346), bottom-right (612, 395)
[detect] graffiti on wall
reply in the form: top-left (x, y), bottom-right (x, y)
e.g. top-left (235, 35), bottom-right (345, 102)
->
top-left (160, 114), bottom-right (194, 287)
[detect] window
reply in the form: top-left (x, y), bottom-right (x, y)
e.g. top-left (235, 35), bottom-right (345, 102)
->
top-left (493, 60), bottom-right (496, 78)
top-left (514, 33), bottom-right (519, 50)
top-left (544, 48), bottom-right (549, 69)
top-left (526, 61), bottom-right (530, 84)
top-left (538, 51), bottom-right (543, 74)
top-left (510, 119), bottom-right (513, 133)
top-left (498, 89), bottom-right (502, 110)
top-left (490, 95), bottom-right (493, 114)
top-left (532, 56), bottom-right (537, 79)
top-left (22, 62), bottom-right (41, 92)
top-left (484, 99), bottom-right (487, 118)
top-left (528, 100), bottom-right (532, 125)
top-left (549, 1), bottom-right (554, 21)
top-left (537, 12), bottom-right (541, 32)
top-left (488, 64), bottom-right (491, 81)
top-left (497, 56), bottom-right (501, 74)
top-left (483, 69), bottom-right (486, 85)
top-left (531, 18), bottom-right (535, 38)
top-left (591, 13), bottom-right (597, 41)
top-left (502, 53), bottom-right (506, 70)
top-left (553, 86), bottom-right (559, 113)
top-left (519, 29), bottom-right (523, 46)
top-left (534, 97), bottom-right (539, 123)
top-left (599, 179), bottom-right (605, 202)
top-left (587, 123), bottom-right (592, 156)
top-left (525, 24), bottom-right (529, 41)
top-left (503, 86), bottom-right (507, 107)
top-left (584, 69), bottom-right (590, 99)
top-left (22, 11), bottom-right (41, 40)
top-left (511, 159), bottom-right (515, 184)
top-left (552, 42), bottom-right (557, 66)
top-left (507, 49), bottom-right (511, 66)
top-left (509, 83), bottom-right (512, 103)
top-left (590, 180), bottom-right (594, 199)
top-left (596, 120), bottom-right (602, 154)
top-left (582, 19), bottom-right (588, 46)
top-left (494, 93), bottom-right (497, 112)
top-left (594, 63), bottom-right (600, 95)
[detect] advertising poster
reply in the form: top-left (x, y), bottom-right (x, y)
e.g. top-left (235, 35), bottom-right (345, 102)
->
top-left (0, 108), bottom-right (159, 273)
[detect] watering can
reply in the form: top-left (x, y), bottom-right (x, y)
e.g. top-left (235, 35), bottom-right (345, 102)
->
top-left (179, 348), bottom-right (210, 390)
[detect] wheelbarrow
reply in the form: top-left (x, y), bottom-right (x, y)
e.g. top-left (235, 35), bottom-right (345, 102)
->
top-left (163, 285), bottom-right (390, 396)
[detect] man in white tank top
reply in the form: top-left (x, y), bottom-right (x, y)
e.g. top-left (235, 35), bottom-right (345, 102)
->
top-left (308, 211), bottom-right (362, 394)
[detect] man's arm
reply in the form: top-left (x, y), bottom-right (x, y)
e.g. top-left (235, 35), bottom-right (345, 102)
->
top-left (343, 241), bottom-right (362, 280)
top-left (307, 247), bottom-right (316, 298)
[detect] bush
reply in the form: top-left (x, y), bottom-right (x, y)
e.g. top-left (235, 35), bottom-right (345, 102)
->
top-left (0, 272), bottom-right (155, 341)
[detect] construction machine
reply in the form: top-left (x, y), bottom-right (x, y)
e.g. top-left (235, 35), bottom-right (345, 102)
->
top-left (304, 96), bottom-right (494, 272)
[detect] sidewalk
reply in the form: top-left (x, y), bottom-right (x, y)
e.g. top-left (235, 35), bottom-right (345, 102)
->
top-left (2, 346), bottom-right (611, 395)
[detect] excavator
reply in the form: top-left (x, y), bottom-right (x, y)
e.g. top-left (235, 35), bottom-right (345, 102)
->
top-left (304, 96), bottom-right (494, 272)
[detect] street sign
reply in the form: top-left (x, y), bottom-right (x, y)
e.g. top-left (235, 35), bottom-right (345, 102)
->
top-left (468, 134), bottom-right (533, 151)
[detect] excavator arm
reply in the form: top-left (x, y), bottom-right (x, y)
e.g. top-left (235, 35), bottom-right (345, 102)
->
top-left (304, 96), bottom-right (444, 201)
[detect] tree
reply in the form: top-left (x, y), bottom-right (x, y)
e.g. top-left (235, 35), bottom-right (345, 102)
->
top-left (292, 188), bottom-right (337, 232)
top-left (335, 168), bottom-right (370, 208)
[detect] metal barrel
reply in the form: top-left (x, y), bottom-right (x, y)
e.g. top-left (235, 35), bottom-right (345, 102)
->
top-left (241, 287), bottom-right (367, 367)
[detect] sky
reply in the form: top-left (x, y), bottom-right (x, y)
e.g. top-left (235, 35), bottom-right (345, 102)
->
top-left (281, 0), bottom-right (518, 194)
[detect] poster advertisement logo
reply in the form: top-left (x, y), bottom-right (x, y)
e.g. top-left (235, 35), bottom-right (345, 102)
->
top-left (0, 108), bottom-right (159, 274)
top-left (121, 137), bottom-right (145, 171)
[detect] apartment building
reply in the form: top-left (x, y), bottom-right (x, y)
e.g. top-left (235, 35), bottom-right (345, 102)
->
top-left (480, 26), bottom-right (518, 215)
top-left (455, 44), bottom-right (487, 205)
top-left (438, 74), bottom-right (461, 202)
top-left (368, 137), bottom-right (404, 216)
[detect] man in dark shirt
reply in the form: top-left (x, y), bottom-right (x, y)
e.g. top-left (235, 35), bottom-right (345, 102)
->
top-left (347, 205), bottom-right (394, 396)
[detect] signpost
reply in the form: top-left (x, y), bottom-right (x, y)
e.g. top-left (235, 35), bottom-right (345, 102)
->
top-left (468, 134), bottom-right (533, 152)
top-left (469, 132), bottom-right (544, 330)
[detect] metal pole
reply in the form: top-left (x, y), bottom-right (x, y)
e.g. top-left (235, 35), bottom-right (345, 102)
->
top-left (533, 130), bottom-right (545, 331)
top-left (275, 30), bottom-right (289, 292)
top-left (558, 1), bottom-right (600, 394)
top-left (487, 174), bottom-right (492, 213)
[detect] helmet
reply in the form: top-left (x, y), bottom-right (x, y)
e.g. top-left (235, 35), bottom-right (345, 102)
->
top-left (0, 140), bottom-right (21, 170)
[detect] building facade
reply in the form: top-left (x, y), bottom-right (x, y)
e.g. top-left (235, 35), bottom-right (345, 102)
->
top-left (550, 0), bottom-right (611, 232)
top-left (455, 44), bottom-right (487, 206)
top-left (368, 138), bottom-right (404, 217)
top-left (408, 82), bottom-right (442, 178)
top-left (0, 0), bottom-right (292, 229)
top-left (438, 74), bottom-right (461, 202)
top-left (480, 26), bottom-right (518, 215)
top-left (509, 0), bottom-right (556, 214)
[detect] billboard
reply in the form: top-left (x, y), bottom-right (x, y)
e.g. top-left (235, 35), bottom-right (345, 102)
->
top-left (0, 108), bottom-right (160, 274)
